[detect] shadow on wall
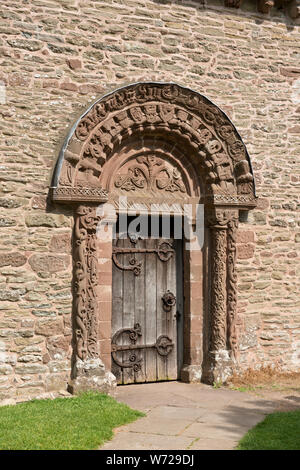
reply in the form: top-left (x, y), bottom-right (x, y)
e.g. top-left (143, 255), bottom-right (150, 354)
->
top-left (151, 0), bottom-right (299, 28)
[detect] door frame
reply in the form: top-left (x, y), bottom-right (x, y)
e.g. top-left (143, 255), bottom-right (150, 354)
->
top-left (110, 215), bottom-right (185, 384)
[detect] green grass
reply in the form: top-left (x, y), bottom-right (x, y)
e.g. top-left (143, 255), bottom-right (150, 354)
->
top-left (237, 410), bottom-right (300, 450)
top-left (0, 392), bottom-right (144, 450)
top-left (229, 385), bottom-right (257, 393)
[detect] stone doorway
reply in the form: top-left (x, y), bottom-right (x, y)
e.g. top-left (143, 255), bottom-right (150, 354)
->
top-left (51, 82), bottom-right (257, 394)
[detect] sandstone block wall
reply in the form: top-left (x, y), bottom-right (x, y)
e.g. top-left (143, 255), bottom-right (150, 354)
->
top-left (0, 0), bottom-right (299, 404)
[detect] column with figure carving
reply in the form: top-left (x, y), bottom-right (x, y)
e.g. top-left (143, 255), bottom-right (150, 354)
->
top-left (203, 208), bottom-right (239, 384)
top-left (68, 204), bottom-right (116, 394)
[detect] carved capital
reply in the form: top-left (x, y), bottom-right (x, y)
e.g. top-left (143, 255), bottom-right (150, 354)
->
top-left (206, 207), bottom-right (239, 228)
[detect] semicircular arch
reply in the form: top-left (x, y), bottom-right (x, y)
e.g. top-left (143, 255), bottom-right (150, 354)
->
top-left (51, 82), bottom-right (256, 208)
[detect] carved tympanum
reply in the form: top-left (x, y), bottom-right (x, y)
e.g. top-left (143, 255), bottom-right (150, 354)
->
top-left (114, 154), bottom-right (187, 194)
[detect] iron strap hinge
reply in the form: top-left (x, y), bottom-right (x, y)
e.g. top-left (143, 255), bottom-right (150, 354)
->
top-left (111, 323), bottom-right (174, 371)
top-left (112, 240), bottom-right (174, 276)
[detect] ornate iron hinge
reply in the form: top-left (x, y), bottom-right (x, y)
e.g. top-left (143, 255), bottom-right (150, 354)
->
top-left (111, 323), bottom-right (174, 372)
top-left (112, 240), bottom-right (174, 276)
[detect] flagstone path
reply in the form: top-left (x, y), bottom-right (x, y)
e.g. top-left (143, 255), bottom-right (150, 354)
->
top-left (100, 381), bottom-right (300, 450)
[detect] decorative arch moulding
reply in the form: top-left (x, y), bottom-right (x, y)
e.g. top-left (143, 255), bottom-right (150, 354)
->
top-left (51, 82), bottom-right (257, 211)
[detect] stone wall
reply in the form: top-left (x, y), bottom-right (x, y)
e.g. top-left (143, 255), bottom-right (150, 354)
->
top-left (0, 0), bottom-right (299, 404)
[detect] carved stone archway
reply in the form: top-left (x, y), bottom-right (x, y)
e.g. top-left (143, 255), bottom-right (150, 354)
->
top-left (51, 82), bottom-right (257, 393)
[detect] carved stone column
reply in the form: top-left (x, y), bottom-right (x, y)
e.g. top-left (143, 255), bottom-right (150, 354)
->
top-left (68, 204), bottom-right (116, 394)
top-left (210, 226), bottom-right (227, 353)
top-left (227, 218), bottom-right (238, 358)
top-left (202, 208), bottom-right (238, 384)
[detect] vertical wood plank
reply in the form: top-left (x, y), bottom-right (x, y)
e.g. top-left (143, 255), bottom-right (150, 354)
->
top-left (144, 238), bottom-right (157, 382)
top-left (165, 238), bottom-right (178, 380)
top-left (122, 237), bottom-right (135, 384)
top-left (175, 238), bottom-right (184, 377)
top-left (111, 236), bottom-right (123, 384)
top-left (156, 238), bottom-right (167, 381)
top-left (134, 237), bottom-right (146, 383)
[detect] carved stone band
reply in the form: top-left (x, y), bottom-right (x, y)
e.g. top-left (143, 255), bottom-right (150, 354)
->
top-left (52, 186), bottom-right (108, 203)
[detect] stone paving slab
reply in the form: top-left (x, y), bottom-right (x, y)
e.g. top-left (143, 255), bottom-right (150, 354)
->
top-left (100, 381), bottom-right (298, 451)
top-left (125, 415), bottom-right (193, 436)
top-left (181, 422), bottom-right (255, 440)
top-left (147, 405), bottom-right (206, 421)
top-left (102, 431), bottom-right (194, 450)
top-left (189, 438), bottom-right (236, 450)
top-left (196, 410), bottom-right (267, 427)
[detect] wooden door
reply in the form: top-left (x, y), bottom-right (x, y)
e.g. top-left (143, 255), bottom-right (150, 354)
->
top-left (111, 232), bottom-right (183, 384)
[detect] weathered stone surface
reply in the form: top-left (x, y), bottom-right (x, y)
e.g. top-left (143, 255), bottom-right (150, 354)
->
top-left (67, 58), bottom-right (82, 70)
top-left (237, 231), bottom-right (255, 244)
top-left (7, 38), bottom-right (43, 51)
top-left (0, 217), bottom-right (17, 227)
top-left (31, 309), bottom-right (56, 317)
top-left (237, 244), bottom-right (255, 260)
top-left (31, 195), bottom-right (47, 210)
top-left (45, 373), bottom-right (68, 392)
top-left (0, 252), bottom-right (27, 268)
top-left (239, 326), bottom-right (258, 351)
top-left (0, 198), bottom-right (22, 209)
top-left (68, 358), bottom-right (117, 395)
top-left (46, 335), bottom-right (71, 359)
top-left (35, 318), bottom-right (64, 337)
top-left (289, 125), bottom-right (300, 134)
top-left (14, 336), bottom-right (44, 347)
top-left (15, 363), bottom-right (48, 374)
top-left (0, 290), bottom-right (21, 302)
top-left (25, 214), bottom-right (69, 228)
top-left (29, 254), bottom-right (70, 274)
top-left (280, 68), bottom-right (300, 77)
top-left (60, 81), bottom-right (78, 92)
top-left (0, 364), bottom-right (13, 375)
top-left (49, 232), bottom-right (71, 253)
top-left (18, 354), bottom-right (43, 363)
